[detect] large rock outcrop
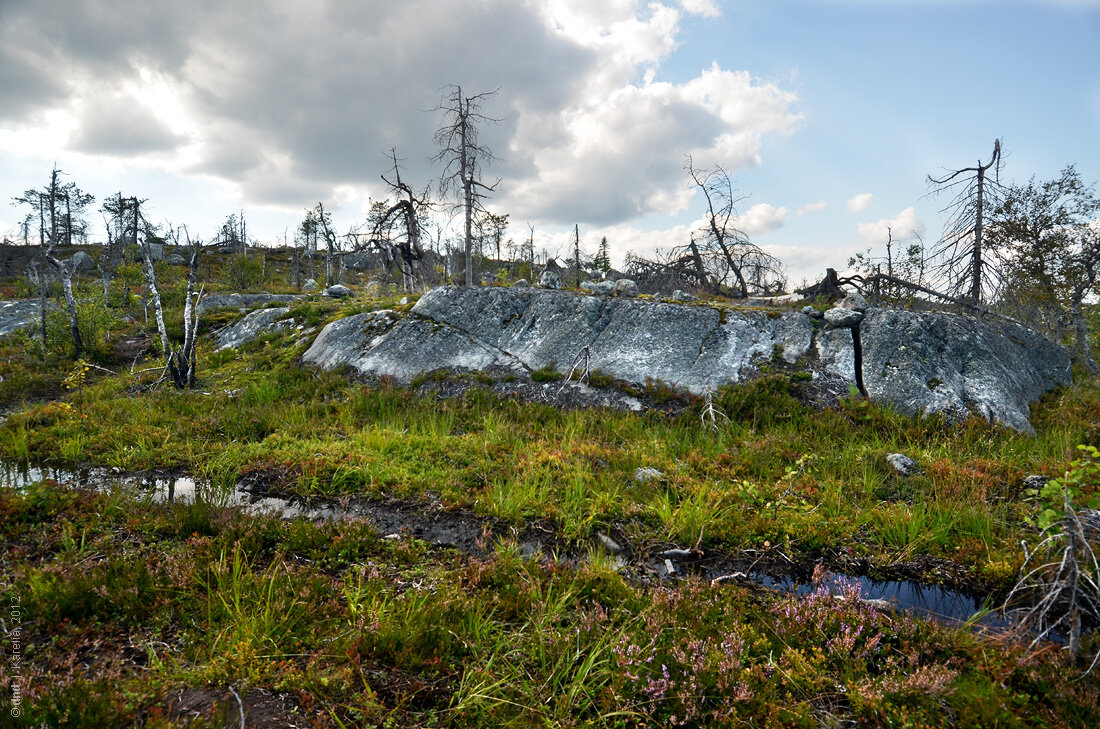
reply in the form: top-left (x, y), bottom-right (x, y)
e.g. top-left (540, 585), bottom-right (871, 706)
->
top-left (301, 286), bottom-right (1072, 432)
top-left (817, 308), bottom-right (1070, 433)
top-left (0, 300), bottom-right (42, 337)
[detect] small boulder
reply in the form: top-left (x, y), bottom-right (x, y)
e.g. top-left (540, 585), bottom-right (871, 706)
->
top-left (66, 250), bottom-right (96, 273)
top-left (302, 278), bottom-right (318, 292)
top-left (672, 290), bottom-right (696, 302)
top-left (613, 278), bottom-right (638, 297)
top-left (1023, 475), bottom-right (1050, 490)
top-left (324, 284), bottom-right (353, 298)
top-left (537, 271), bottom-right (561, 289)
top-left (824, 307), bottom-right (864, 329)
top-left (596, 280), bottom-right (616, 296)
top-left (399, 296), bottom-right (409, 305)
top-left (580, 280), bottom-right (598, 292)
top-left (165, 253), bottom-right (187, 266)
top-left (886, 453), bottom-right (920, 478)
top-left (597, 532), bottom-right (625, 555)
top-left (802, 305), bottom-right (823, 319)
top-left (512, 279), bottom-right (530, 288)
top-left (145, 242), bottom-right (165, 262)
top-left (633, 466), bottom-right (664, 484)
top-left (837, 292), bottom-right (869, 312)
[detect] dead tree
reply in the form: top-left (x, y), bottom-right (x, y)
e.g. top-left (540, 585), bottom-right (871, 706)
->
top-left (365, 148), bottom-right (430, 292)
top-left (927, 139), bottom-right (1003, 305)
top-left (13, 167), bottom-right (90, 354)
top-left (686, 156), bottom-right (783, 297)
top-left (433, 85), bottom-right (501, 286)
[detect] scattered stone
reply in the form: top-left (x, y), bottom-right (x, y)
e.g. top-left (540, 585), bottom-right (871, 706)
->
top-left (1023, 475), bottom-right (1050, 490)
top-left (887, 453), bottom-right (920, 477)
top-left (633, 466), bottom-right (664, 484)
top-left (399, 296), bottom-right (409, 305)
top-left (537, 271), bottom-right (561, 289)
top-left (823, 307), bottom-right (864, 329)
top-left (802, 305), bottom-right (823, 319)
top-left (324, 284), bottom-right (353, 298)
top-left (512, 279), bottom-right (530, 288)
top-left (596, 280), bottom-right (615, 296)
top-left (672, 289), bottom-right (696, 302)
top-left (580, 280), bottom-right (598, 292)
top-left (657, 548), bottom-right (699, 560)
top-left (597, 533), bottom-right (624, 555)
top-left (165, 253), bottom-right (187, 266)
top-left (302, 278), bottom-right (318, 292)
top-left (613, 278), bottom-right (638, 297)
top-left (663, 558), bottom-right (677, 576)
top-left (144, 242), bottom-right (165, 262)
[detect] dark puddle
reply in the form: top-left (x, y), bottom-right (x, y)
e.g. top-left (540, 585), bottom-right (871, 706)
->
top-left (1, 461), bottom-right (1013, 633)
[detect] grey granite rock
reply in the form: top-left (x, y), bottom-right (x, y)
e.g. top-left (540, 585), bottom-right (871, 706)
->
top-left (197, 293), bottom-right (301, 314)
top-left (886, 453), bottom-right (920, 477)
top-left (596, 280), bottom-right (616, 296)
top-left (823, 307), bottom-right (864, 329)
top-left (66, 250), bottom-right (96, 273)
top-left (819, 308), bottom-right (1072, 434)
top-left (613, 278), bottom-right (638, 297)
top-left (633, 467), bottom-right (664, 484)
top-left (537, 271), bottom-right (561, 289)
top-left (324, 284), bottom-right (353, 298)
top-left (300, 286), bottom-right (1071, 433)
top-left (215, 307), bottom-right (292, 350)
top-left (0, 300), bottom-right (43, 337)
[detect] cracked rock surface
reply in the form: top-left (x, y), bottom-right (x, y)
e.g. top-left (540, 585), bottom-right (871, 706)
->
top-left (298, 286), bottom-right (1071, 432)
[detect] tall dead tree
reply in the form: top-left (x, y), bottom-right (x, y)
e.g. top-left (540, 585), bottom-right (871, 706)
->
top-left (927, 139), bottom-right (1003, 305)
top-left (12, 167), bottom-right (93, 354)
top-left (572, 224), bottom-right (583, 287)
top-left (433, 85), bottom-right (500, 286)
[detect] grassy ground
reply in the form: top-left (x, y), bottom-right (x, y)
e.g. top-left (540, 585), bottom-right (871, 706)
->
top-left (0, 252), bottom-right (1099, 726)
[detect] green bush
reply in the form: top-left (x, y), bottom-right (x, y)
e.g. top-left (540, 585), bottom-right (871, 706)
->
top-left (224, 252), bottom-right (266, 290)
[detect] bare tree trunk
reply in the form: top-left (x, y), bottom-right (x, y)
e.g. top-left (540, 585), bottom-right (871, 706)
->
top-left (573, 224), bottom-right (582, 287)
top-left (688, 234), bottom-right (707, 290)
top-left (1070, 285), bottom-right (1098, 373)
top-left (141, 239), bottom-right (170, 358)
top-left (37, 263), bottom-right (47, 348)
top-left (171, 246), bottom-right (203, 387)
top-left (44, 256), bottom-right (82, 356)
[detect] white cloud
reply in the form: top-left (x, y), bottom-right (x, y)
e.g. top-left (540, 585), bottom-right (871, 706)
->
top-left (797, 201), bottom-right (827, 216)
top-left (846, 193), bottom-right (874, 213)
top-left (679, 0), bottom-right (722, 18)
top-left (0, 0), bottom-right (801, 232)
top-left (856, 206), bottom-right (926, 247)
top-left (735, 203), bottom-right (788, 236)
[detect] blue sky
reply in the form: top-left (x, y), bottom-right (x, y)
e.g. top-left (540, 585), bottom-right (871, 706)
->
top-left (1, 0), bottom-right (1098, 285)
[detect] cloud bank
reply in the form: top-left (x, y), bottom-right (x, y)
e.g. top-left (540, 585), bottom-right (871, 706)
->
top-left (0, 0), bottom-right (801, 229)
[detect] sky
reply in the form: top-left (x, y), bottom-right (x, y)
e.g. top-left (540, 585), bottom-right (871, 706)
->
top-left (1, 0), bottom-right (1098, 286)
